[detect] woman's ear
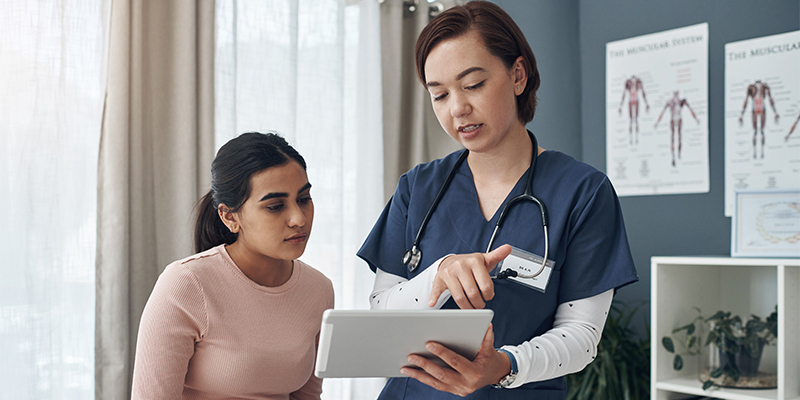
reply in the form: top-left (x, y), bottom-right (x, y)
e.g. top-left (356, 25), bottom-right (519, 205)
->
top-left (218, 204), bottom-right (240, 233)
top-left (513, 56), bottom-right (527, 94)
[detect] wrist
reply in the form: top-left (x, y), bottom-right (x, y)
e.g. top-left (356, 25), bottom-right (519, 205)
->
top-left (492, 348), bottom-right (518, 388)
top-left (437, 254), bottom-right (455, 270)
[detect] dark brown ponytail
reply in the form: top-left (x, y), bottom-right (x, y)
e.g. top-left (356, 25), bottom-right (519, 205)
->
top-left (194, 190), bottom-right (237, 253)
top-left (193, 132), bottom-right (307, 253)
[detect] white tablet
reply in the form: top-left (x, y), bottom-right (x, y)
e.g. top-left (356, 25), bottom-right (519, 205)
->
top-left (314, 309), bottom-right (493, 378)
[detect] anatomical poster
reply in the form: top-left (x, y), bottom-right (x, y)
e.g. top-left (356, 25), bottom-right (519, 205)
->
top-left (724, 30), bottom-right (800, 216)
top-left (606, 23), bottom-right (709, 196)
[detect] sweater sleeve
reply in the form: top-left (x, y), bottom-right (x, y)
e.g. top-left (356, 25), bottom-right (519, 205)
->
top-left (502, 289), bottom-right (613, 387)
top-left (131, 264), bottom-right (209, 400)
top-left (368, 257), bottom-right (452, 309)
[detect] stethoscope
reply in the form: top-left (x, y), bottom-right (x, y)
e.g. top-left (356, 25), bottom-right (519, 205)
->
top-left (402, 131), bottom-right (549, 279)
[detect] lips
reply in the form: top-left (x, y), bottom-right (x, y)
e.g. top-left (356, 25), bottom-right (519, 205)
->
top-left (458, 123), bottom-right (482, 132)
top-left (285, 233), bottom-right (308, 243)
top-left (457, 123), bottom-right (483, 139)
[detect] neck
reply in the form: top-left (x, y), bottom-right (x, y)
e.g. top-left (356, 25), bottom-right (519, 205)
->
top-left (226, 242), bottom-right (293, 287)
top-left (468, 125), bottom-right (536, 183)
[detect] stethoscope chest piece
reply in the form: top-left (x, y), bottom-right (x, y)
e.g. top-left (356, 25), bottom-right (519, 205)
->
top-left (403, 245), bottom-right (422, 273)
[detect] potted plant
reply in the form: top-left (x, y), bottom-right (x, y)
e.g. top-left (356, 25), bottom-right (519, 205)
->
top-left (661, 306), bottom-right (777, 390)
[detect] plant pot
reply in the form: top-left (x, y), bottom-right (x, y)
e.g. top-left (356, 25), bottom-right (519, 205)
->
top-left (718, 340), bottom-right (765, 377)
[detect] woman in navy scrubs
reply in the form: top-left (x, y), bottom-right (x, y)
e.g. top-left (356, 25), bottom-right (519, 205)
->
top-left (357, 2), bottom-right (638, 399)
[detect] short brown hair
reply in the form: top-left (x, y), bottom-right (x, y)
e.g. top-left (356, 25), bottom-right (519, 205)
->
top-left (415, 1), bottom-right (540, 124)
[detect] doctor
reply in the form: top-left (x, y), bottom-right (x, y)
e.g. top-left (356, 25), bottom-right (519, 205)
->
top-left (357, 2), bottom-right (638, 399)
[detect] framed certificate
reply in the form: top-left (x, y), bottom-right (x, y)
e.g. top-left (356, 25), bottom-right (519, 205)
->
top-left (732, 189), bottom-right (800, 257)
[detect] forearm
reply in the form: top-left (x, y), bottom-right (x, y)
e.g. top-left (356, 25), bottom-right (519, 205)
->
top-left (369, 257), bottom-right (452, 309)
top-left (501, 289), bottom-right (613, 387)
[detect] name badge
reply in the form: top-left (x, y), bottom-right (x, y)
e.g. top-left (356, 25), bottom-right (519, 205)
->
top-left (493, 246), bottom-right (555, 293)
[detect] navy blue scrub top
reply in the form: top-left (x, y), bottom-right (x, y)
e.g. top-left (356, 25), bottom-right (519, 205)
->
top-left (358, 149), bottom-right (639, 400)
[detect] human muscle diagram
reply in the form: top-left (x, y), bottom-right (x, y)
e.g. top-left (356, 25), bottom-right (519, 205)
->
top-left (618, 75), bottom-right (649, 145)
top-left (606, 23), bottom-right (709, 196)
top-left (724, 30), bottom-right (800, 216)
top-left (739, 80), bottom-right (780, 158)
top-left (654, 91), bottom-right (699, 167)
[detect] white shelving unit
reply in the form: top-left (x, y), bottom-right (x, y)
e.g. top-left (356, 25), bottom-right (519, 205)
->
top-left (651, 256), bottom-right (800, 400)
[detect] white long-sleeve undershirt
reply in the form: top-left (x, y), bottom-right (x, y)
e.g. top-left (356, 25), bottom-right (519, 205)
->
top-left (369, 257), bottom-right (613, 387)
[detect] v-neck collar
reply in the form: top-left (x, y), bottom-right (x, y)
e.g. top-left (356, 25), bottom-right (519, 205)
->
top-left (460, 157), bottom-right (532, 224)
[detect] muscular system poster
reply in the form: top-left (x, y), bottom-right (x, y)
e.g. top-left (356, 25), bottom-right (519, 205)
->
top-left (724, 30), bottom-right (800, 216)
top-left (606, 23), bottom-right (709, 196)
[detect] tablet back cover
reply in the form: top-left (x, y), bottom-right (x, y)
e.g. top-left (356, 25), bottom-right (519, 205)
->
top-left (314, 309), bottom-right (493, 378)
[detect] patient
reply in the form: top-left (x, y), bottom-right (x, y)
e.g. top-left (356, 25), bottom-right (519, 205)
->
top-left (131, 132), bottom-right (334, 400)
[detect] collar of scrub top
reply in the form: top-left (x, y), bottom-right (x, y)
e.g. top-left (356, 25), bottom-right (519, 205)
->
top-left (402, 130), bottom-right (549, 279)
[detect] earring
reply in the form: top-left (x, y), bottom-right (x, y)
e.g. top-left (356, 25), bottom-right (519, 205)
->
top-left (516, 85), bottom-right (521, 94)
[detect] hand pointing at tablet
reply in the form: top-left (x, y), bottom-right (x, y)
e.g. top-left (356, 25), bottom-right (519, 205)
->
top-left (429, 245), bottom-right (512, 309)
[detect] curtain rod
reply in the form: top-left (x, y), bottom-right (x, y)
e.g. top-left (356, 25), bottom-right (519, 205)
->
top-left (376, 0), bottom-right (448, 19)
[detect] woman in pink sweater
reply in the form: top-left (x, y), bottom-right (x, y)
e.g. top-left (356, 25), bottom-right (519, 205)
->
top-left (132, 132), bottom-right (335, 400)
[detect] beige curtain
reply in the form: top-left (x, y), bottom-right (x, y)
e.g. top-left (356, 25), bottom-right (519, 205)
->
top-left (95, 1), bottom-right (215, 398)
top-left (379, 0), bottom-right (462, 200)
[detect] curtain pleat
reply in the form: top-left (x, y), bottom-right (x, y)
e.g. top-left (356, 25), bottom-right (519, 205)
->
top-left (379, 0), bottom-right (462, 201)
top-left (95, 1), bottom-right (215, 398)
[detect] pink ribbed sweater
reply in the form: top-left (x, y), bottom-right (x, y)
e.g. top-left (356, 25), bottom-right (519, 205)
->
top-left (131, 245), bottom-right (334, 400)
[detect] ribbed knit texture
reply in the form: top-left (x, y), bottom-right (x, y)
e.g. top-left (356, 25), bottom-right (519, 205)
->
top-left (131, 245), bottom-right (334, 400)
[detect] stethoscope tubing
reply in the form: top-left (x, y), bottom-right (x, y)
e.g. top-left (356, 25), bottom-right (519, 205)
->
top-left (486, 195), bottom-right (549, 279)
top-left (403, 131), bottom-right (549, 279)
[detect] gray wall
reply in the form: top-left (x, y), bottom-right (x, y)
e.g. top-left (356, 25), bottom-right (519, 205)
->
top-left (493, 0), bottom-right (582, 159)
top-left (579, 0), bottom-right (799, 335)
top-left (491, 0), bottom-right (799, 336)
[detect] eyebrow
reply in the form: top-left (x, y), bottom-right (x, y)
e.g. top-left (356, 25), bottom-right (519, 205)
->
top-left (259, 182), bottom-right (312, 202)
top-left (426, 67), bottom-right (485, 88)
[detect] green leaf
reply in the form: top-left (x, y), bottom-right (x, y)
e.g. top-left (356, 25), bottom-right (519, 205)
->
top-left (672, 322), bottom-right (695, 334)
top-left (687, 335), bottom-right (697, 350)
top-left (673, 354), bottom-right (683, 370)
top-left (705, 310), bottom-right (727, 322)
top-left (702, 380), bottom-right (715, 390)
top-left (710, 367), bottom-right (723, 378)
top-left (661, 337), bottom-right (674, 353)
top-left (729, 365), bottom-right (740, 382)
top-left (705, 331), bottom-right (718, 347)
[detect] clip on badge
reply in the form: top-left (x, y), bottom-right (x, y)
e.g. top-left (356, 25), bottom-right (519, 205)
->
top-left (491, 245), bottom-right (555, 292)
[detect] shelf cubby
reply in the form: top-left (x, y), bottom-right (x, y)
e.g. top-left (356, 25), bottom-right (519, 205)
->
top-left (651, 256), bottom-right (800, 400)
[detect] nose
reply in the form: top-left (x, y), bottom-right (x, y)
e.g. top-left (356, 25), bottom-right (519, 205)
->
top-left (287, 203), bottom-right (307, 228)
top-left (450, 92), bottom-right (471, 118)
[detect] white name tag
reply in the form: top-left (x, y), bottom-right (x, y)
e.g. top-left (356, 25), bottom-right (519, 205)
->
top-left (493, 246), bottom-right (555, 293)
